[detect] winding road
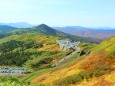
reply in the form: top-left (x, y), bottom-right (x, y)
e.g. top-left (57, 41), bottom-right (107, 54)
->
top-left (53, 47), bottom-right (81, 66)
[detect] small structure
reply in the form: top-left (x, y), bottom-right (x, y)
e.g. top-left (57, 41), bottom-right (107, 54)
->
top-left (56, 39), bottom-right (80, 51)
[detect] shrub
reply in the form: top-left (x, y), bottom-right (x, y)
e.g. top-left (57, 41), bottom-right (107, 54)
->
top-left (54, 71), bottom-right (85, 85)
top-left (32, 57), bottom-right (53, 69)
top-left (0, 76), bottom-right (30, 86)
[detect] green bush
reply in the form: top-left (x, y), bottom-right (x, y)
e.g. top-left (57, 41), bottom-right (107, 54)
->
top-left (32, 57), bottom-right (53, 69)
top-left (0, 76), bottom-right (30, 86)
top-left (54, 71), bottom-right (85, 85)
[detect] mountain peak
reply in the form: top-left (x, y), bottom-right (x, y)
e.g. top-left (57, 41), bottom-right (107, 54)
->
top-left (37, 24), bottom-right (55, 31)
top-left (37, 24), bottom-right (50, 28)
top-left (35, 24), bottom-right (56, 35)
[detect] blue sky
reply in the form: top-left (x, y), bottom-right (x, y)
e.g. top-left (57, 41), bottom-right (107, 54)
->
top-left (0, 0), bottom-right (115, 27)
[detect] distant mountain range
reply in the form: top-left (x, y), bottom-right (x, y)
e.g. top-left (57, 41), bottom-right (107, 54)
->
top-left (54, 26), bottom-right (115, 40)
top-left (0, 22), bottom-right (33, 28)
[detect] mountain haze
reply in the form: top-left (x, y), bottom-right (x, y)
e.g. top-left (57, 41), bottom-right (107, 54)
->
top-left (54, 26), bottom-right (115, 40)
top-left (0, 22), bottom-right (33, 28)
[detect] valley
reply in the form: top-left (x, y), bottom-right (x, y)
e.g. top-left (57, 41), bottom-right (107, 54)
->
top-left (0, 0), bottom-right (115, 86)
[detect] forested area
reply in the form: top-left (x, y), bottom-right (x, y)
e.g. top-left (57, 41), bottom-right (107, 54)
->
top-left (0, 40), bottom-right (42, 66)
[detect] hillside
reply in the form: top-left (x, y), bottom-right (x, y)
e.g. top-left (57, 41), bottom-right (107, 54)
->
top-left (54, 26), bottom-right (115, 40)
top-left (32, 36), bottom-right (115, 86)
top-left (0, 25), bottom-right (18, 38)
top-left (0, 33), bottom-right (74, 69)
top-left (0, 33), bottom-right (82, 86)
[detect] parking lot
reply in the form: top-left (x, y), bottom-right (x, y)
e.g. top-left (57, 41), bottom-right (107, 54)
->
top-left (0, 68), bottom-right (26, 74)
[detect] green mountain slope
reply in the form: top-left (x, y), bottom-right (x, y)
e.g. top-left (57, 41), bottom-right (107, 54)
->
top-left (0, 25), bottom-right (18, 38)
top-left (92, 36), bottom-right (115, 57)
top-left (0, 25), bottom-right (17, 33)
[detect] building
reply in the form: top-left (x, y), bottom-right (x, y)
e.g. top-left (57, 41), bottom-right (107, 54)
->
top-left (56, 39), bottom-right (80, 51)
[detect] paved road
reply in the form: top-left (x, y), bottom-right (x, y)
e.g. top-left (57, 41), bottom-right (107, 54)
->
top-left (53, 47), bottom-right (80, 66)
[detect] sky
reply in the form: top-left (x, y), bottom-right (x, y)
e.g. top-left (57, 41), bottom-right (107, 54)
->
top-left (0, 0), bottom-right (115, 27)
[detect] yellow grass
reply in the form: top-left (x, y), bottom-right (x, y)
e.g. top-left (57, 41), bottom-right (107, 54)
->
top-left (105, 72), bottom-right (115, 84)
top-left (31, 59), bottom-right (84, 85)
top-left (73, 71), bottom-right (115, 86)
